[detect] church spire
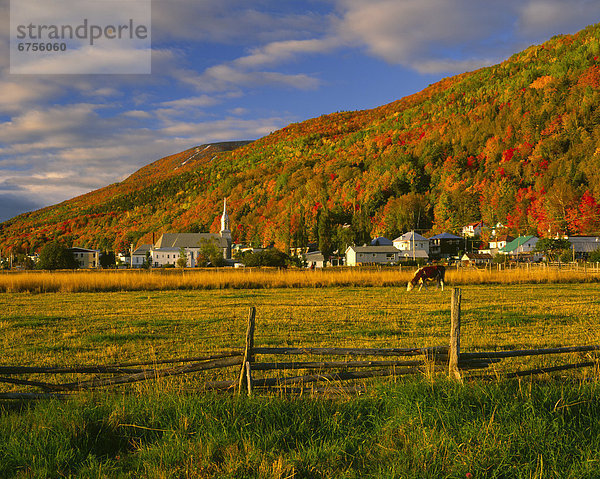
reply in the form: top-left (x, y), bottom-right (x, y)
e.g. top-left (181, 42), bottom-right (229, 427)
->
top-left (220, 198), bottom-right (232, 260)
top-left (220, 198), bottom-right (230, 233)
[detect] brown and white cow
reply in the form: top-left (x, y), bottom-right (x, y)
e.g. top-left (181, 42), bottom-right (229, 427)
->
top-left (407, 265), bottom-right (445, 292)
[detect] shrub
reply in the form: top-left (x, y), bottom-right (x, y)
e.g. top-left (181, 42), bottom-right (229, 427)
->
top-left (36, 242), bottom-right (78, 270)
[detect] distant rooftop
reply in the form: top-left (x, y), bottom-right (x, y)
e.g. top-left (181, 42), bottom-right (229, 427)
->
top-left (429, 232), bottom-right (462, 240)
top-left (393, 232), bottom-right (428, 242)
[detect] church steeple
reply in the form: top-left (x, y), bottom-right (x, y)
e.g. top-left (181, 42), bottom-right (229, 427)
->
top-left (220, 198), bottom-right (232, 260)
top-left (220, 198), bottom-right (230, 234)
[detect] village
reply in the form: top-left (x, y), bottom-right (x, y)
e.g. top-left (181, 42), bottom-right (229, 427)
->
top-left (2, 202), bottom-right (600, 270)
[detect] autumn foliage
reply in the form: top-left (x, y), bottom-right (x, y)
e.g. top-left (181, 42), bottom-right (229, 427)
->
top-left (3, 25), bottom-right (600, 255)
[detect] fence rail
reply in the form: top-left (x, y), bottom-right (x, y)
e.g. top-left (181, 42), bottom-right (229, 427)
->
top-left (1, 289), bottom-right (599, 399)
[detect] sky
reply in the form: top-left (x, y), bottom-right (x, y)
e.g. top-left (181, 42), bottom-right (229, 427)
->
top-left (1, 0), bottom-right (600, 222)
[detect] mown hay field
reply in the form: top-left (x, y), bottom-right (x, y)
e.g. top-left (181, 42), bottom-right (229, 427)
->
top-left (1, 277), bottom-right (600, 388)
top-left (3, 277), bottom-right (600, 478)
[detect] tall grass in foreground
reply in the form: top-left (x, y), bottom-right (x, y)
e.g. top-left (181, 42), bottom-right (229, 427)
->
top-left (2, 378), bottom-right (600, 478)
top-left (1, 266), bottom-right (599, 293)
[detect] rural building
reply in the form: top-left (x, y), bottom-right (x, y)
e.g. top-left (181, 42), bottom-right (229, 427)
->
top-left (393, 231), bottom-right (430, 255)
top-left (564, 236), bottom-right (600, 259)
top-left (429, 232), bottom-right (462, 258)
top-left (398, 249), bottom-right (429, 261)
top-left (70, 247), bottom-right (100, 269)
top-left (151, 200), bottom-right (233, 267)
top-left (290, 243), bottom-right (317, 256)
top-left (461, 252), bottom-right (493, 265)
top-left (462, 221), bottom-right (486, 237)
top-left (489, 235), bottom-right (514, 251)
top-left (131, 244), bottom-right (152, 268)
top-left (304, 251), bottom-right (326, 268)
top-left (499, 236), bottom-right (539, 256)
top-left (345, 245), bottom-right (402, 266)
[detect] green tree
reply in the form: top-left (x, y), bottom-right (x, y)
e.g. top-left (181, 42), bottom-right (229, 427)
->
top-left (317, 210), bottom-right (333, 260)
top-left (241, 248), bottom-right (290, 267)
top-left (143, 251), bottom-right (152, 269)
top-left (196, 238), bottom-right (226, 267)
top-left (36, 242), bottom-right (78, 270)
top-left (534, 238), bottom-right (571, 262)
top-left (177, 247), bottom-right (188, 268)
top-left (99, 251), bottom-right (116, 268)
top-left (589, 248), bottom-right (600, 263)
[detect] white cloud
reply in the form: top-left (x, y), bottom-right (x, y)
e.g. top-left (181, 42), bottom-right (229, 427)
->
top-left (122, 110), bottom-right (153, 119)
top-left (335, 0), bottom-right (512, 73)
top-left (229, 107), bottom-right (249, 116)
top-left (0, 80), bottom-right (60, 112)
top-left (517, 0), bottom-right (600, 39)
top-left (334, 0), bottom-right (600, 73)
top-left (188, 62), bottom-right (321, 92)
top-left (0, 95), bottom-right (290, 217)
top-left (159, 95), bottom-right (220, 109)
top-left (11, 44), bottom-right (151, 75)
top-left (235, 37), bottom-right (341, 68)
top-left (152, 1), bottom-right (329, 44)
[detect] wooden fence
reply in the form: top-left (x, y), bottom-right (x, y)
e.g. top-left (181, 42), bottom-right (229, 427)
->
top-left (1, 288), bottom-right (599, 399)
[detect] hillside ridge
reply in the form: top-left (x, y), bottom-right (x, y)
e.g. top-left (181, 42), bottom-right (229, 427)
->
top-left (2, 23), bottom-right (600, 256)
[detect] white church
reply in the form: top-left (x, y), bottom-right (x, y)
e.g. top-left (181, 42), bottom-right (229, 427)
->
top-left (133, 199), bottom-right (233, 268)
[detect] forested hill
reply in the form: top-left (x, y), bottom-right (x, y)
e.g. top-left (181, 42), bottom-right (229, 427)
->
top-left (3, 23), bottom-right (600, 256)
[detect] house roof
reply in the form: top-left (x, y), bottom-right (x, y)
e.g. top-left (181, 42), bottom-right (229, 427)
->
top-left (347, 245), bottom-right (400, 254)
top-left (465, 221), bottom-right (485, 228)
top-left (566, 236), bottom-right (600, 252)
top-left (492, 235), bottom-right (514, 243)
top-left (393, 231), bottom-right (427, 242)
top-left (70, 247), bottom-right (100, 253)
top-left (462, 253), bottom-right (493, 260)
top-left (304, 251), bottom-right (325, 260)
top-left (499, 236), bottom-right (538, 253)
top-left (133, 244), bottom-right (152, 255)
top-left (154, 233), bottom-right (227, 249)
top-left (370, 236), bottom-right (393, 246)
top-left (429, 232), bottom-right (462, 240)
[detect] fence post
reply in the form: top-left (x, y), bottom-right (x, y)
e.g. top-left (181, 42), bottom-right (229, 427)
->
top-left (238, 306), bottom-right (256, 394)
top-left (449, 288), bottom-right (462, 382)
top-left (245, 362), bottom-right (253, 396)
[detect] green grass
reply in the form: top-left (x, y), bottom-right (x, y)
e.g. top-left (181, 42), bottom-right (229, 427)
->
top-left (2, 283), bottom-right (600, 477)
top-left (2, 379), bottom-right (600, 478)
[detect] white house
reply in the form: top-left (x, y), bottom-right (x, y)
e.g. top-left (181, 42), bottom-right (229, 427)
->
top-left (304, 251), bottom-right (326, 268)
top-left (461, 252), bottom-right (493, 265)
top-left (393, 231), bottom-right (430, 255)
top-left (462, 221), bottom-right (486, 237)
top-left (345, 245), bottom-right (402, 266)
top-left (398, 249), bottom-right (429, 261)
top-left (488, 235), bottom-right (514, 251)
top-left (131, 244), bottom-right (152, 268)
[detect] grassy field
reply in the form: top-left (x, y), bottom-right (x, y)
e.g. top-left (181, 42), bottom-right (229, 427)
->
top-left (2, 277), bottom-right (600, 477)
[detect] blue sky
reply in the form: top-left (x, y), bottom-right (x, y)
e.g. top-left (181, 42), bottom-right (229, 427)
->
top-left (1, 0), bottom-right (600, 221)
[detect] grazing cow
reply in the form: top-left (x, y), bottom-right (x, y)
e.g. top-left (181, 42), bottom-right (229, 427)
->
top-left (407, 265), bottom-right (445, 292)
